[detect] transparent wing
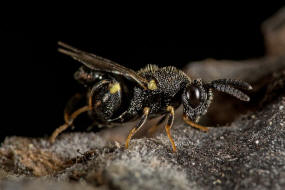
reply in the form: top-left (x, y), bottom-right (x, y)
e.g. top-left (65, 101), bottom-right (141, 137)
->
top-left (58, 41), bottom-right (148, 89)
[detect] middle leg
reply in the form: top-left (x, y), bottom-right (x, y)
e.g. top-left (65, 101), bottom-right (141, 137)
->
top-left (165, 106), bottom-right (177, 152)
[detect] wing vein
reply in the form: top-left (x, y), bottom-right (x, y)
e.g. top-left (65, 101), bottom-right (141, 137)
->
top-left (58, 42), bottom-right (148, 89)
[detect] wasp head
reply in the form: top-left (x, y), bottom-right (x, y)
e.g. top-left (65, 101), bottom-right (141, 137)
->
top-left (182, 79), bottom-right (212, 122)
top-left (182, 78), bottom-right (252, 122)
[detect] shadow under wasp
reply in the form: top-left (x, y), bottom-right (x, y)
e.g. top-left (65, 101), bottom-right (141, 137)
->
top-left (50, 42), bottom-right (252, 152)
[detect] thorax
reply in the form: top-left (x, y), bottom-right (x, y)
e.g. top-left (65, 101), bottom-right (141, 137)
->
top-left (132, 65), bottom-right (190, 115)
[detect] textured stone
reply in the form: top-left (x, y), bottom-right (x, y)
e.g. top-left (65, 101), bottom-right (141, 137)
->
top-left (0, 93), bottom-right (284, 189)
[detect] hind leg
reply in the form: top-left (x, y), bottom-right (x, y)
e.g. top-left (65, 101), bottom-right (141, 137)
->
top-left (49, 105), bottom-right (89, 143)
top-left (50, 79), bottom-right (112, 143)
top-left (63, 93), bottom-right (85, 123)
top-left (49, 93), bottom-right (88, 143)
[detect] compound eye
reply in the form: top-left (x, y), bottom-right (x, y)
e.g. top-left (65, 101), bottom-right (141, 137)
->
top-left (186, 86), bottom-right (201, 108)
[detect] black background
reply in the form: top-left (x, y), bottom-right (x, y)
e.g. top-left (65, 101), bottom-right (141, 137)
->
top-left (2, 4), bottom-right (284, 142)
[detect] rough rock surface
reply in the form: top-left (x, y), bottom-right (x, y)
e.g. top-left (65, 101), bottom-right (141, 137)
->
top-left (0, 92), bottom-right (284, 190)
top-left (1, 7), bottom-right (285, 190)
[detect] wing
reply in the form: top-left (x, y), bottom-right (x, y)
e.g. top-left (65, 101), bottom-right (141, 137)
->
top-left (58, 41), bottom-right (148, 89)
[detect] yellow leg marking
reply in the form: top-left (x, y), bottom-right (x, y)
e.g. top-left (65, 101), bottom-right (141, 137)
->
top-left (183, 115), bottom-right (209, 132)
top-left (49, 106), bottom-right (90, 143)
top-left (165, 124), bottom-right (177, 152)
top-left (143, 107), bottom-right (150, 115)
top-left (125, 128), bottom-right (137, 149)
top-left (167, 105), bottom-right (174, 115)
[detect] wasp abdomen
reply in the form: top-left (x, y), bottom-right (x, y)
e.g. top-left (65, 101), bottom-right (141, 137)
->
top-left (89, 79), bottom-right (123, 121)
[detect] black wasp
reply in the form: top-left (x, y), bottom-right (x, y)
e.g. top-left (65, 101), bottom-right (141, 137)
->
top-left (50, 42), bottom-right (252, 152)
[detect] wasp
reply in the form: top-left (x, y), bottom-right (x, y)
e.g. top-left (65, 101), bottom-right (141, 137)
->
top-left (50, 42), bottom-right (252, 152)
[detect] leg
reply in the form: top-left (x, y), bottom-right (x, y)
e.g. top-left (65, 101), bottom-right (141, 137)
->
top-left (183, 114), bottom-right (209, 132)
top-left (51, 80), bottom-right (110, 143)
top-left (125, 107), bottom-right (150, 149)
top-left (49, 105), bottom-right (90, 143)
top-left (147, 115), bottom-right (167, 135)
top-left (63, 93), bottom-right (84, 123)
top-left (165, 106), bottom-right (177, 152)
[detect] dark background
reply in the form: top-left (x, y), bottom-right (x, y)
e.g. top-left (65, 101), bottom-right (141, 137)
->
top-left (2, 4), bottom-right (284, 142)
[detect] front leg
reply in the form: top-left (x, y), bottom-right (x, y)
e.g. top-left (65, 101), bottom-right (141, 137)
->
top-left (183, 114), bottom-right (209, 132)
top-left (125, 107), bottom-right (150, 149)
